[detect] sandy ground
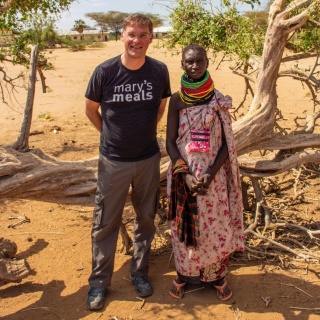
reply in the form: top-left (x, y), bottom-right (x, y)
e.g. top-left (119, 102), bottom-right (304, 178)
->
top-left (0, 41), bottom-right (319, 320)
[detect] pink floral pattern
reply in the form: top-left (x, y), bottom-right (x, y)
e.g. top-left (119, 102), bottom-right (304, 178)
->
top-left (167, 89), bottom-right (245, 279)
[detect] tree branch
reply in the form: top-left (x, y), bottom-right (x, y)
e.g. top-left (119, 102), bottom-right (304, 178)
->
top-left (239, 149), bottom-right (320, 177)
top-left (0, 0), bottom-right (18, 13)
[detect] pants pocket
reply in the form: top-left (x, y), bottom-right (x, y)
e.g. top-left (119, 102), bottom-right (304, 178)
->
top-left (93, 192), bottom-right (104, 226)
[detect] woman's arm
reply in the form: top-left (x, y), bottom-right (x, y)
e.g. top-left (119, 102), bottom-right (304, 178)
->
top-left (166, 93), bottom-right (182, 164)
top-left (166, 94), bottom-right (200, 194)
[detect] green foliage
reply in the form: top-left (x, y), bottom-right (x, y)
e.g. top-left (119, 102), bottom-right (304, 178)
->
top-left (8, 15), bottom-right (63, 66)
top-left (166, 0), bottom-right (319, 60)
top-left (38, 111), bottom-right (52, 119)
top-left (87, 41), bottom-right (104, 48)
top-left (57, 36), bottom-right (86, 51)
top-left (0, 0), bottom-right (74, 31)
top-left (286, 3), bottom-right (320, 52)
top-left (167, 1), bottom-right (214, 49)
top-left (243, 10), bottom-right (268, 28)
top-left (167, 0), bottom-right (265, 60)
top-left (41, 24), bottom-right (59, 47)
top-left (222, 8), bottom-right (265, 58)
top-left (16, 16), bottom-right (61, 50)
top-left (288, 22), bottom-right (320, 52)
top-left (69, 42), bottom-right (86, 51)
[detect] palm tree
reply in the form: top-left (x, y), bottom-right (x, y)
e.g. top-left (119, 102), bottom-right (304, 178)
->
top-left (73, 19), bottom-right (88, 38)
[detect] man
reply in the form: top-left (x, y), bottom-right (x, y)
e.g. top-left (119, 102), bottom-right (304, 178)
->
top-left (85, 13), bottom-right (171, 311)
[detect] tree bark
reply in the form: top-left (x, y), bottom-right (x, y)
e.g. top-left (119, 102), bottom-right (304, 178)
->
top-left (0, 147), bottom-right (97, 204)
top-left (0, 238), bottom-right (30, 282)
top-left (11, 45), bottom-right (39, 152)
top-left (0, 258), bottom-right (31, 282)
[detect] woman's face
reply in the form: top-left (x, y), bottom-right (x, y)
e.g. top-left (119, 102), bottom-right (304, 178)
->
top-left (181, 49), bottom-right (208, 80)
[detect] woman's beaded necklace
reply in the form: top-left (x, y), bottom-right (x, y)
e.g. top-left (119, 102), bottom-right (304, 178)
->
top-left (178, 70), bottom-right (215, 105)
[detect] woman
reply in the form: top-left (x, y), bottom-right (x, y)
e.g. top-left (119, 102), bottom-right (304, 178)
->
top-left (166, 44), bottom-right (244, 301)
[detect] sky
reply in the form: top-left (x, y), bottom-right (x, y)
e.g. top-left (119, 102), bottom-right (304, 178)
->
top-left (55, 0), bottom-right (267, 31)
top-left (55, 0), bottom-right (172, 30)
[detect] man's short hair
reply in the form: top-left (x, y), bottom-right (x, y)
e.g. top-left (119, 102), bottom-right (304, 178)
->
top-left (122, 13), bottom-right (153, 33)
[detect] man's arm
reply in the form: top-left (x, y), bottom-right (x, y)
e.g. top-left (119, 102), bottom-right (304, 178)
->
top-left (85, 98), bottom-right (102, 132)
top-left (157, 98), bottom-right (168, 123)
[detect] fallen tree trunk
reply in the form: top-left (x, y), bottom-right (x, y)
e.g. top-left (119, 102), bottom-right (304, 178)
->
top-left (0, 258), bottom-right (31, 282)
top-left (0, 138), bottom-right (168, 204)
top-left (0, 147), bottom-right (97, 204)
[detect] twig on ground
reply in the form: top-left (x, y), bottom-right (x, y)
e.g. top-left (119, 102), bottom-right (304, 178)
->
top-left (168, 250), bottom-right (174, 267)
top-left (289, 307), bottom-right (320, 310)
top-left (136, 296), bottom-right (146, 309)
top-left (261, 296), bottom-right (272, 307)
top-left (245, 228), bottom-right (309, 260)
top-left (7, 215), bottom-right (30, 228)
top-left (275, 222), bottom-right (320, 239)
top-left (22, 307), bottom-right (50, 311)
top-left (76, 262), bottom-right (84, 271)
top-left (232, 306), bottom-right (242, 320)
top-left (7, 232), bottom-right (64, 235)
top-left (185, 287), bottom-right (205, 294)
top-left (279, 282), bottom-right (313, 298)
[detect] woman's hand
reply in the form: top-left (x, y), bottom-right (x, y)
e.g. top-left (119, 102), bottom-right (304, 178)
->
top-left (184, 174), bottom-right (198, 193)
top-left (184, 174), bottom-right (208, 196)
top-left (200, 173), bottom-right (214, 189)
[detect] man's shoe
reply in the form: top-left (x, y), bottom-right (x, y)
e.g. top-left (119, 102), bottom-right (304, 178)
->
top-left (86, 287), bottom-right (107, 310)
top-left (131, 275), bottom-right (153, 297)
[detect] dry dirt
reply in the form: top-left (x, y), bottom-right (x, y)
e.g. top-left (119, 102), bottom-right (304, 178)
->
top-left (0, 41), bottom-right (319, 320)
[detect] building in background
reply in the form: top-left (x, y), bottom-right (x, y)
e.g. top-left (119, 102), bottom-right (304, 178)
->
top-left (153, 26), bottom-right (172, 38)
top-left (58, 28), bottom-right (109, 42)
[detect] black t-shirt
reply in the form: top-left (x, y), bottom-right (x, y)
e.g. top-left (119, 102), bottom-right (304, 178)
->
top-left (85, 55), bottom-right (171, 161)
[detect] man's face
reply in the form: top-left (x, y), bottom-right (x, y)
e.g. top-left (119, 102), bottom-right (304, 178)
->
top-left (121, 24), bottom-right (153, 59)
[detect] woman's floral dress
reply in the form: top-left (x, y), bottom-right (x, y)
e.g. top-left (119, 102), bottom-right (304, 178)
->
top-left (167, 89), bottom-right (244, 281)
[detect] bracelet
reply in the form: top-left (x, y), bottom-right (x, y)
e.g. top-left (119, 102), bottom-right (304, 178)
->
top-left (172, 157), bottom-right (182, 165)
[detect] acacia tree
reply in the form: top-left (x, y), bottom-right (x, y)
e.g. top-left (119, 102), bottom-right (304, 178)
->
top-left (85, 12), bottom-right (109, 39)
top-left (85, 11), bottom-right (164, 40)
top-left (92, 11), bottom-right (127, 40)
